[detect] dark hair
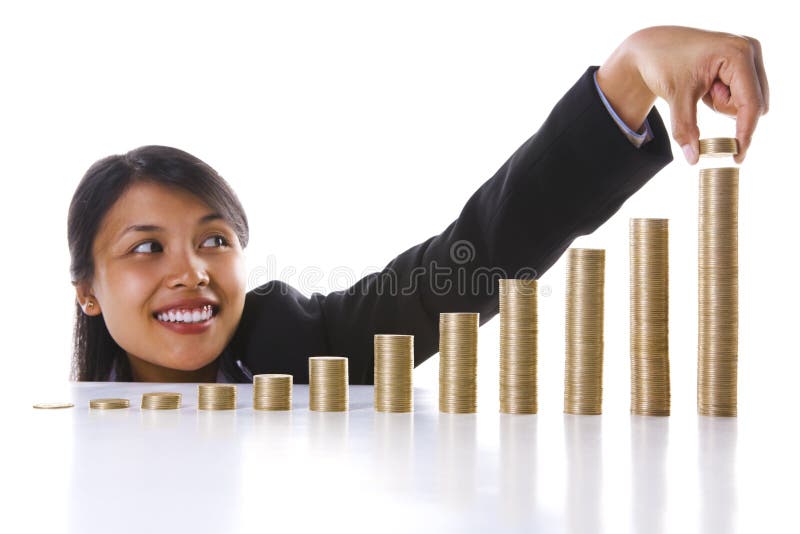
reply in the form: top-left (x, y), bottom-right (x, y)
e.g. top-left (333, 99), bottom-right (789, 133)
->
top-left (67, 145), bottom-right (249, 381)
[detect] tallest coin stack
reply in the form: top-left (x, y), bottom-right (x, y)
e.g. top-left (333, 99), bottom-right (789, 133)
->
top-left (697, 137), bottom-right (740, 417)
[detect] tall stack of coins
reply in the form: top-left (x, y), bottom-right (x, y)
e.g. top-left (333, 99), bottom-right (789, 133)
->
top-left (197, 384), bottom-right (237, 410)
top-left (564, 248), bottom-right (605, 415)
top-left (309, 356), bottom-right (349, 411)
top-left (374, 334), bottom-right (414, 412)
top-left (698, 137), bottom-right (740, 417)
top-left (439, 312), bottom-right (479, 413)
top-left (253, 374), bottom-right (293, 411)
top-left (499, 279), bottom-right (538, 414)
top-left (629, 219), bottom-right (671, 416)
top-left (141, 392), bottom-right (182, 410)
top-left (89, 398), bottom-right (130, 410)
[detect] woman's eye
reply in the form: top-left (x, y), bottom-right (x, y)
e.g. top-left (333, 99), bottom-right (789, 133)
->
top-left (201, 235), bottom-right (230, 248)
top-left (132, 241), bottom-right (163, 254)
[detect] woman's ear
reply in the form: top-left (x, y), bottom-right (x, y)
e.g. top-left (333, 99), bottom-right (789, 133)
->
top-left (74, 282), bottom-right (101, 316)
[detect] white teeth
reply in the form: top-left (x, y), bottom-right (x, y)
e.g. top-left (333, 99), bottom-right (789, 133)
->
top-left (156, 305), bottom-right (215, 324)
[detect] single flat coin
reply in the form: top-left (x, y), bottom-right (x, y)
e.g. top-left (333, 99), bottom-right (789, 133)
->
top-left (33, 402), bottom-right (75, 409)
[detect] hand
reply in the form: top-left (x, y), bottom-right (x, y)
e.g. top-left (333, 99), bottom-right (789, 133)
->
top-left (596, 25), bottom-right (769, 165)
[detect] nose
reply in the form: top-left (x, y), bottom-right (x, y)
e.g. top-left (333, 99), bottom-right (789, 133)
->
top-left (166, 249), bottom-right (210, 289)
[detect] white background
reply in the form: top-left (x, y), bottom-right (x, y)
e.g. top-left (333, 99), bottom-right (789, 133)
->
top-left (1, 1), bottom-right (796, 421)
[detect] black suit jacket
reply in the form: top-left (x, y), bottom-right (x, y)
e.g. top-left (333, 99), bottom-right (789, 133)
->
top-left (220, 65), bottom-right (675, 384)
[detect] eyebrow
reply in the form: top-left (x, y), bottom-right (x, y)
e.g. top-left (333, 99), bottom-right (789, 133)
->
top-left (117, 213), bottom-right (224, 240)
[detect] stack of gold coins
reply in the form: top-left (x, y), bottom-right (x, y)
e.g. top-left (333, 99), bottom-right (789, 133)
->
top-left (89, 398), bottom-right (130, 410)
top-left (197, 384), bottom-right (237, 410)
top-left (630, 219), bottom-right (671, 416)
top-left (253, 374), bottom-right (293, 411)
top-left (141, 392), bottom-right (182, 410)
top-left (374, 334), bottom-right (414, 412)
top-left (309, 356), bottom-right (349, 411)
top-left (699, 137), bottom-right (739, 157)
top-left (439, 312), bottom-right (479, 413)
top-left (499, 279), bottom-right (538, 414)
top-left (564, 248), bottom-right (605, 415)
top-left (698, 138), bottom-right (739, 417)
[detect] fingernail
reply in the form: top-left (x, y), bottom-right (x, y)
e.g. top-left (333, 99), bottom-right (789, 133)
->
top-left (682, 143), bottom-right (697, 164)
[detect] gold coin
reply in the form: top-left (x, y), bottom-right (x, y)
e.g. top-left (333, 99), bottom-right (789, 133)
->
top-left (629, 219), bottom-right (671, 417)
top-left (564, 248), bottom-right (605, 415)
top-left (374, 334), bottom-right (414, 413)
top-left (141, 392), bottom-right (182, 410)
top-left (253, 374), bottom-right (293, 411)
top-left (89, 398), bottom-right (130, 409)
top-left (699, 137), bottom-right (739, 157)
top-left (698, 167), bottom-right (739, 417)
top-left (33, 402), bottom-right (74, 409)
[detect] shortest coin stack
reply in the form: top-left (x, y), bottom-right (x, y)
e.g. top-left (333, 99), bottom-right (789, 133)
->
top-left (253, 374), bottom-right (293, 411)
top-left (198, 384), bottom-right (237, 410)
top-left (309, 356), bottom-right (349, 412)
top-left (141, 392), bottom-right (182, 410)
top-left (698, 137), bottom-right (739, 157)
top-left (89, 398), bottom-right (130, 410)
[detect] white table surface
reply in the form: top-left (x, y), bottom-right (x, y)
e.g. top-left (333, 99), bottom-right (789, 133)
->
top-left (7, 382), bottom-right (797, 533)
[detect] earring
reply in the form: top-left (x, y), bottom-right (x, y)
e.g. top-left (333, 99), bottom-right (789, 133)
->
top-left (87, 301), bottom-right (94, 309)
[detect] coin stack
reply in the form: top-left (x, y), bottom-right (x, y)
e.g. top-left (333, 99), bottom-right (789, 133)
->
top-left (253, 374), bottom-right (293, 411)
top-left (499, 279), bottom-right (538, 414)
top-left (141, 392), bottom-right (182, 410)
top-left (197, 384), bottom-right (237, 410)
top-left (564, 248), bottom-right (605, 415)
top-left (698, 137), bottom-right (740, 417)
top-left (630, 219), bottom-right (671, 416)
top-left (309, 356), bottom-right (349, 411)
top-left (89, 398), bottom-right (130, 410)
top-left (374, 334), bottom-right (414, 412)
top-left (439, 312), bottom-right (479, 413)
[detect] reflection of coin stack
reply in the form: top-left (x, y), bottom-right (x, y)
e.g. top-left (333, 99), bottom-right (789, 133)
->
top-left (374, 334), bottom-right (414, 413)
top-left (499, 279), bottom-right (538, 414)
top-left (141, 392), bottom-right (182, 410)
top-left (198, 384), bottom-right (237, 410)
top-left (630, 219), bottom-right (670, 416)
top-left (89, 398), bottom-right (130, 410)
top-left (439, 312), bottom-right (479, 413)
top-left (564, 248), bottom-right (605, 415)
top-left (698, 137), bottom-right (740, 417)
top-left (253, 374), bottom-right (293, 411)
top-left (309, 356), bottom-right (349, 412)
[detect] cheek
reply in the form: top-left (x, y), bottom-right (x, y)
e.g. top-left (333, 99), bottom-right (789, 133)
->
top-left (96, 264), bottom-right (157, 319)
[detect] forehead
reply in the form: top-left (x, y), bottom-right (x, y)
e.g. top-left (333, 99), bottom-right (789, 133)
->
top-left (93, 181), bottom-right (219, 253)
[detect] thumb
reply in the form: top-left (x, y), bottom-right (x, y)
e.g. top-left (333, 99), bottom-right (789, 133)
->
top-left (669, 92), bottom-right (700, 165)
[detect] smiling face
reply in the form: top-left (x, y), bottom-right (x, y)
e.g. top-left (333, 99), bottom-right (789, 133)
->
top-left (75, 180), bottom-right (247, 381)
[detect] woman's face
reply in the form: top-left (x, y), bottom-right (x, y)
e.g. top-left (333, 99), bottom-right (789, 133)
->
top-left (75, 181), bottom-right (247, 378)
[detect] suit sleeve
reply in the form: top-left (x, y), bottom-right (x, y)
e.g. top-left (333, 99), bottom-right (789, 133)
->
top-left (236, 65), bottom-right (674, 385)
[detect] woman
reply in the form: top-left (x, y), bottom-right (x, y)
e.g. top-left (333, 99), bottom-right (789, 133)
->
top-left (68, 25), bottom-right (768, 383)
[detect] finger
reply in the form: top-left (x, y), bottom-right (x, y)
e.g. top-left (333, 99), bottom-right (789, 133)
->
top-left (744, 36), bottom-right (770, 115)
top-left (727, 52), bottom-right (765, 164)
top-left (669, 92), bottom-right (701, 165)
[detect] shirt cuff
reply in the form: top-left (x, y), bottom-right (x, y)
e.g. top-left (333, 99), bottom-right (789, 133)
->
top-left (593, 69), bottom-right (654, 148)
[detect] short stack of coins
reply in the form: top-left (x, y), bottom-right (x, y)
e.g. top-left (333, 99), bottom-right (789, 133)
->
top-left (374, 334), bottom-right (414, 412)
top-left (698, 137), bottom-right (740, 417)
top-left (141, 392), bottom-right (182, 410)
top-left (253, 374), bottom-right (293, 411)
top-left (309, 356), bottom-right (349, 412)
top-left (197, 384), bottom-right (237, 410)
top-left (499, 279), bottom-right (538, 414)
top-left (629, 218), bottom-right (671, 416)
top-left (439, 312), bottom-right (479, 413)
top-left (89, 398), bottom-right (130, 410)
top-left (564, 248), bottom-right (605, 415)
